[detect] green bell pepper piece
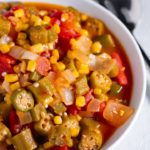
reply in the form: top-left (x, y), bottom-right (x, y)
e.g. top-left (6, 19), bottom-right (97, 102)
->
top-left (110, 82), bottom-right (123, 95)
top-left (12, 128), bottom-right (37, 150)
top-left (94, 34), bottom-right (115, 48)
top-left (11, 89), bottom-right (34, 112)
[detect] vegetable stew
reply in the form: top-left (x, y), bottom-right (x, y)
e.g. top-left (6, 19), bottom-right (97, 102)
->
top-left (0, 2), bottom-right (133, 150)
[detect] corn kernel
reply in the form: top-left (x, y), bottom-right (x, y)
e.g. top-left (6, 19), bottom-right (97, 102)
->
top-left (76, 96), bottom-right (86, 107)
top-left (81, 14), bottom-right (88, 21)
top-left (27, 60), bottom-right (36, 72)
top-left (70, 38), bottom-right (76, 46)
top-left (0, 44), bottom-right (10, 53)
top-left (53, 24), bottom-right (60, 34)
top-left (31, 15), bottom-right (42, 26)
top-left (50, 56), bottom-right (58, 64)
top-left (9, 42), bottom-right (15, 48)
top-left (30, 44), bottom-right (44, 53)
top-left (80, 29), bottom-right (88, 36)
top-left (39, 10), bottom-right (48, 16)
top-left (13, 65), bottom-right (20, 73)
top-left (52, 49), bottom-right (59, 59)
top-left (94, 88), bottom-right (102, 96)
top-left (72, 70), bottom-right (79, 78)
top-left (43, 16), bottom-right (50, 22)
top-left (5, 74), bottom-right (18, 83)
top-left (55, 62), bottom-right (66, 71)
top-left (4, 94), bottom-right (11, 105)
top-left (61, 13), bottom-right (69, 22)
top-left (43, 141), bottom-right (53, 149)
top-left (78, 64), bottom-right (89, 74)
top-left (14, 9), bottom-right (24, 18)
top-left (54, 116), bottom-right (62, 125)
top-left (10, 82), bottom-right (20, 91)
top-left (71, 127), bottom-right (80, 137)
top-left (91, 41), bottom-right (102, 54)
top-left (67, 50), bottom-right (76, 59)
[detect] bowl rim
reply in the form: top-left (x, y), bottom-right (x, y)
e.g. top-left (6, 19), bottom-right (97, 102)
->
top-left (2, 0), bottom-right (147, 149)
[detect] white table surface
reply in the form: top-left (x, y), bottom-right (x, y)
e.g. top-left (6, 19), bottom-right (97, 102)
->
top-left (100, 0), bottom-right (150, 149)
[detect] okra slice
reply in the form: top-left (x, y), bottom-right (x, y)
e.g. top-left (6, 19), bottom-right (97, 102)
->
top-left (29, 71), bottom-right (41, 82)
top-left (0, 122), bottom-right (11, 142)
top-left (11, 89), bottom-right (34, 112)
top-left (11, 128), bottom-right (37, 150)
top-left (31, 103), bottom-right (47, 122)
top-left (94, 34), bottom-right (115, 48)
top-left (110, 82), bottom-right (123, 95)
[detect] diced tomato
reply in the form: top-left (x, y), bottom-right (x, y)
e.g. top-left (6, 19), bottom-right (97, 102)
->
top-left (11, 5), bottom-right (24, 11)
top-left (67, 104), bottom-right (79, 115)
top-left (41, 50), bottom-right (51, 58)
top-left (51, 146), bottom-right (69, 150)
top-left (9, 110), bottom-right (22, 135)
top-left (36, 57), bottom-right (51, 76)
top-left (4, 11), bottom-right (14, 18)
top-left (111, 52), bottom-right (128, 85)
top-left (0, 53), bottom-right (16, 79)
top-left (103, 100), bottom-right (134, 127)
top-left (99, 101), bottom-right (106, 115)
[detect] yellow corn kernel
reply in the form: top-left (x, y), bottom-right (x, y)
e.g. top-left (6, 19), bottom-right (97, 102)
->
top-left (61, 13), bottom-right (69, 22)
top-left (4, 94), bottom-right (11, 105)
top-left (55, 62), bottom-right (66, 71)
top-left (50, 56), bottom-right (58, 64)
top-left (76, 96), bottom-right (86, 107)
top-left (94, 88), bottom-right (102, 96)
top-left (10, 82), bottom-right (20, 91)
top-left (43, 141), bottom-right (53, 149)
top-left (27, 60), bottom-right (36, 72)
top-left (54, 116), bottom-right (62, 125)
top-left (30, 44), bottom-right (44, 53)
top-left (43, 16), bottom-right (50, 22)
top-left (0, 44), bottom-right (10, 53)
top-left (67, 50), bottom-right (76, 59)
top-left (91, 41), bottom-right (102, 54)
top-left (18, 32), bottom-right (27, 40)
top-left (72, 70), bottom-right (79, 78)
top-left (31, 15), bottom-right (42, 26)
top-left (14, 9), bottom-right (24, 18)
top-left (5, 74), bottom-right (18, 83)
top-left (78, 64), bottom-right (89, 74)
top-left (52, 49), bottom-right (59, 59)
top-left (53, 24), bottom-right (60, 34)
top-left (22, 24), bottom-right (29, 31)
top-left (13, 65), bottom-right (20, 73)
top-left (71, 127), bottom-right (80, 137)
top-left (70, 38), bottom-right (76, 46)
top-left (80, 29), bottom-right (88, 36)
top-left (81, 14), bottom-right (88, 21)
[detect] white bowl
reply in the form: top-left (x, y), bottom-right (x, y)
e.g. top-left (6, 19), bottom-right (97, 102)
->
top-left (3, 0), bottom-right (147, 149)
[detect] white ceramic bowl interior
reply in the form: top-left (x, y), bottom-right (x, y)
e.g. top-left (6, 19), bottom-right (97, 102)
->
top-left (2, 0), bottom-right (146, 149)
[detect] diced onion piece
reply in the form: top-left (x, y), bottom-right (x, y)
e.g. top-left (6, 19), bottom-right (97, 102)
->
top-left (88, 53), bottom-right (115, 74)
top-left (87, 99), bottom-right (101, 112)
top-left (72, 36), bottom-right (92, 54)
top-left (59, 88), bottom-right (74, 106)
top-left (61, 69), bottom-right (76, 84)
top-left (0, 35), bottom-right (12, 44)
top-left (103, 100), bottom-right (134, 127)
top-left (9, 46), bottom-right (38, 60)
top-left (2, 80), bottom-right (10, 93)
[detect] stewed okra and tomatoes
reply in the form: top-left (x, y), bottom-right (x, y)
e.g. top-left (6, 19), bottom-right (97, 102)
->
top-left (0, 2), bottom-right (134, 150)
